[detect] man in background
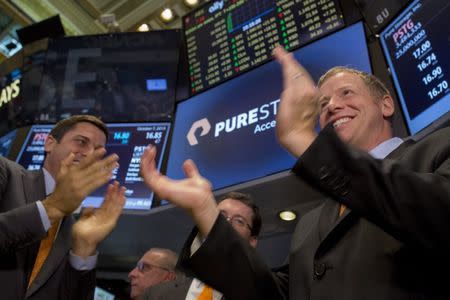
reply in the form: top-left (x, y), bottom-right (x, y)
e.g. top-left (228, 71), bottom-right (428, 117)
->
top-left (0, 115), bottom-right (126, 299)
top-left (140, 192), bottom-right (262, 300)
top-left (128, 248), bottom-right (178, 299)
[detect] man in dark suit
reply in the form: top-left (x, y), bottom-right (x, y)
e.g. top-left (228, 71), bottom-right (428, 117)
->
top-left (139, 192), bottom-right (262, 300)
top-left (139, 46), bottom-right (450, 299)
top-left (0, 115), bottom-right (126, 300)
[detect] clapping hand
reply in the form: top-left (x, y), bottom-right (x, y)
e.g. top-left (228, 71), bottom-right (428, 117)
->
top-left (273, 46), bottom-right (320, 157)
top-left (71, 181), bottom-right (126, 258)
top-left (140, 145), bottom-right (218, 236)
top-left (43, 148), bottom-right (119, 222)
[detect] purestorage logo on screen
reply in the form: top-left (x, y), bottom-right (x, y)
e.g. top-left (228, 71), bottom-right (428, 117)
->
top-left (186, 99), bottom-right (280, 146)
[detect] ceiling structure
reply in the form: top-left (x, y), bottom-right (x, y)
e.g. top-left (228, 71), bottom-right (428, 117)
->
top-left (0, 0), bottom-right (204, 60)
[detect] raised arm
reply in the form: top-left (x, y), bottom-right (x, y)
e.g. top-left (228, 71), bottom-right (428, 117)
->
top-left (140, 145), bottom-right (219, 236)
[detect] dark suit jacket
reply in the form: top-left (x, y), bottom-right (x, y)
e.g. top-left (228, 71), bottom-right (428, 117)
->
top-left (179, 126), bottom-right (450, 299)
top-left (140, 276), bottom-right (194, 300)
top-left (0, 157), bottom-right (95, 299)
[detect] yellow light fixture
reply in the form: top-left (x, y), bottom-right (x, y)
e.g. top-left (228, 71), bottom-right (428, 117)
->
top-left (160, 8), bottom-right (174, 22)
top-left (184, 0), bottom-right (199, 7)
top-left (278, 210), bottom-right (297, 221)
top-left (137, 23), bottom-right (150, 32)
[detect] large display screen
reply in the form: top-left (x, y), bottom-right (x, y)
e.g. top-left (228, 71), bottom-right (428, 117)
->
top-left (380, 0), bottom-right (450, 134)
top-left (184, 0), bottom-right (345, 94)
top-left (37, 31), bottom-right (181, 123)
top-left (16, 123), bottom-right (171, 211)
top-left (16, 125), bottom-right (52, 170)
top-left (0, 129), bottom-right (17, 157)
top-left (0, 68), bottom-right (22, 135)
top-left (167, 22), bottom-right (371, 190)
top-left (82, 123), bottom-right (171, 210)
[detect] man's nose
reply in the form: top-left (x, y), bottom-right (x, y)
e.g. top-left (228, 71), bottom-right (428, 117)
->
top-left (327, 97), bottom-right (343, 112)
top-left (128, 268), bottom-right (137, 278)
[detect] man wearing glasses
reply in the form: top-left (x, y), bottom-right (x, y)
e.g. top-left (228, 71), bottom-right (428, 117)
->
top-left (128, 248), bottom-right (179, 299)
top-left (140, 192), bottom-right (262, 300)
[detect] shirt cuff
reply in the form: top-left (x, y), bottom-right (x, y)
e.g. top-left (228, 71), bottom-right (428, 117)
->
top-left (190, 233), bottom-right (205, 256)
top-left (36, 201), bottom-right (51, 231)
top-left (69, 251), bottom-right (98, 271)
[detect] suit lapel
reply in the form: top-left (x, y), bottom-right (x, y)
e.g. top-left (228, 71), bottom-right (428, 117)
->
top-left (179, 277), bottom-right (195, 297)
top-left (386, 138), bottom-right (414, 160)
top-left (25, 216), bottom-right (73, 298)
top-left (313, 139), bottom-right (413, 257)
top-left (22, 170), bottom-right (45, 205)
top-left (317, 200), bottom-right (339, 241)
top-left (315, 199), bottom-right (357, 258)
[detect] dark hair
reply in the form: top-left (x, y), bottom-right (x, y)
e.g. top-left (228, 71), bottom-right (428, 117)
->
top-left (218, 192), bottom-right (262, 237)
top-left (49, 115), bottom-right (108, 142)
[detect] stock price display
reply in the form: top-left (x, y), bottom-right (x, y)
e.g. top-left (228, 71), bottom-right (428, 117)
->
top-left (184, 0), bottom-right (344, 94)
top-left (16, 125), bottom-right (52, 170)
top-left (380, 0), bottom-right (450, 133)
top-left (82, 123), bottom-right (171, 210)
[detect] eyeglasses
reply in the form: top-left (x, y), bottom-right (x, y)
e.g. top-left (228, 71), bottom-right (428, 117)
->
top-left (220, 211), bottom-right (252, 232)
top-left (135, 261), bottom-right (169, 273)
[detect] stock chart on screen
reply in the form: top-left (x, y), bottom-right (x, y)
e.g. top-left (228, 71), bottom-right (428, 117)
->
top-left (184, 0), bottom-right (344, 94)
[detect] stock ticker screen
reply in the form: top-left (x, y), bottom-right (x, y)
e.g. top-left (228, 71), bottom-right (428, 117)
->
top-left (184, 0), bottom-right (345, 94)
top-left (168, 23), bottom-right (371, 191)
top-left (82, 123), bottom-right (171, 210)
top-left (0, 129), bottom-right (17, 157)
top-left (38, 31), bottom-right (180, 124)
top-left (16, 125), bottom-right (52, 170)
top-left (16, 123), bottom-right (170, 211)
top-left (380, 0), bottom-right (450, 134)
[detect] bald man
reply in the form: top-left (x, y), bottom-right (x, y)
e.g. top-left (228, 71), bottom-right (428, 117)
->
top-left (128, 248), bottom-right (178, 299)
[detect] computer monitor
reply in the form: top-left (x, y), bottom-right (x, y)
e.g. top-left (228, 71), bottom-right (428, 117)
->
top-left (0, 68), bottom-right (22, 134)
top-left (167, 22), bottom-right (372, 190)
top-left (379, 0), bottom-right (450, 134)
top-left (94, 286), bottom-right (115, 300)
top-left (36, 31), bottom-right (181, 123)
top-left (16, 124), bottom-right (53, 170)
top-left (183, 0), bottom-right (345, 94)
top-left (82, 122), bottom-right (171, 210)
top-left (16, 122), bottom-right (171, 211)
top-left (0, 129), bottom-right (17, 157)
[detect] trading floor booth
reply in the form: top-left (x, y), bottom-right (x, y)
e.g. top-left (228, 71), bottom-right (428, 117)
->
top-left (0, 0), bottom-right (448, 297)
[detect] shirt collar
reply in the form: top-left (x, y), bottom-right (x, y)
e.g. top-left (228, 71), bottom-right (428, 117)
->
top-left (42, 167), bottom-right (56, 196)
top-left (369, 137), bottom-right (404, 159)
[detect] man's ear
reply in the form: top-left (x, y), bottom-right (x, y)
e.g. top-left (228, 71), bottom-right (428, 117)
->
top-left (164, 271), bottom-right (176, 282)
top-left (249, 236), bottom-right (258, 248)
top-left (381, 95), bottom-right (395, 119)
top-left (44, 135), bottom-right (57, 154)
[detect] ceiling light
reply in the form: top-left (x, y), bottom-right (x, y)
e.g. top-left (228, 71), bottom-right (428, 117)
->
top-left (137, 23), bottom-right (150, 32)
top-left (160, 8), bottom-right (174, 22)
top-left (184, 0), bottom-right (199, 7)
top-left (278, 210), bottom-right (297, 221)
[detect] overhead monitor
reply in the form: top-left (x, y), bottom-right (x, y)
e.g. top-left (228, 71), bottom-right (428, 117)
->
top-left (0, 68), bottom-right (22, 135)
top-left (0, 129), bottom-right (17, 157)
top-left (167, 22), bottom-right (371, 190)
top-left (16, 122), bottom-right (171, 211)
top-left (37, 31), bottom-right (181, 123)
top-left (16, 124), bottom-right (52, 170)
top-left (184, 0), bottom-right (345, 94)
top-left (82, 122), bottom-right (171, 211)
top-left (94, 286), bottom-right (115, 300)
top-left (379, 0), bottom-right (450, 134)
